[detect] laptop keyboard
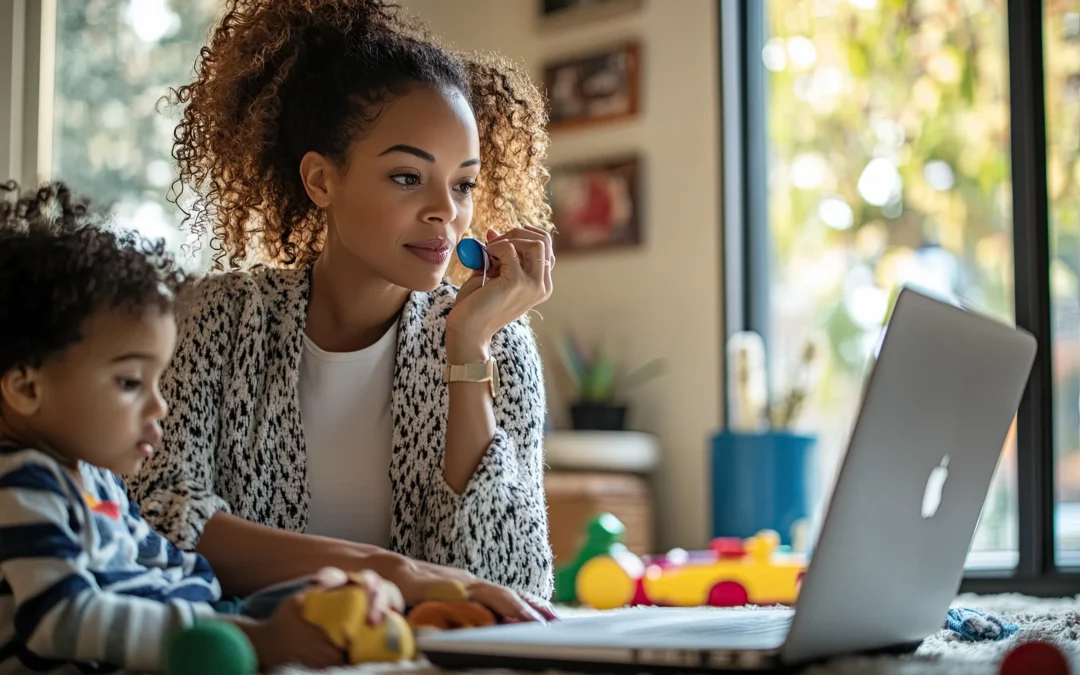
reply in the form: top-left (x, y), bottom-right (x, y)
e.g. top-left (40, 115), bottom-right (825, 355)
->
top-left (644, 614), bottom-right (794, 638)
top-left (418, 608), bottom-right (794, 654)
top-left (547, 608), bottom-right (794, 644)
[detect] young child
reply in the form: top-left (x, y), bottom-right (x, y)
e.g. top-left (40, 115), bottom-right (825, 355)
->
top-left (0, 180), bottom-right (400, 673)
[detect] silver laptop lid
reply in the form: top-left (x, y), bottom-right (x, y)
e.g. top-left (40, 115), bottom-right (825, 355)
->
top-left (782, 287), bottom-right (1036, 664)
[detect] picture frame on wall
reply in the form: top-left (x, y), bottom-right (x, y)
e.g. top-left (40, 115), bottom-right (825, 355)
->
top-left (543, 41), bottom-right (641, 132)
top-left (537, 0), bottom-right (643, 31)
top-left (548, 155), bottom-right (642, 253)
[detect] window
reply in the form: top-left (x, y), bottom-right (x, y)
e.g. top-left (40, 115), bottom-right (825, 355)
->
top-left (1046, 1), bottom-right (1080, 566)
top-left (723, 0), bottom-right (1080, 593)
top-left (50, 0), bottom-right (220, 271)
top-left (766, 0), bottom-right (1015, 567)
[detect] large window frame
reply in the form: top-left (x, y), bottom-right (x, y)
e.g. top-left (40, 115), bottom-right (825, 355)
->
top-left (719, 0), bottom-right (1080, 596)
top-left (0, 0), bottom-right (55, 189)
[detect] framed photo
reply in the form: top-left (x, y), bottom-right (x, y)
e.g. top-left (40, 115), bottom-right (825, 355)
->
top-left (549, 155), bottom-right (642, 253)
top-left (537, 0), bottom-right (644, 31)
top-left (543, 41), bottom-right (641, 132)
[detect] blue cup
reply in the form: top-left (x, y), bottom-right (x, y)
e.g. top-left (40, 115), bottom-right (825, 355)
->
top-left (710, 430), bottom-right (816, 546)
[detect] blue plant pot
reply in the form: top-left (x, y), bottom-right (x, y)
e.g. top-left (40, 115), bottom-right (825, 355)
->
top-left (710, 430), bottom-right (816, 546)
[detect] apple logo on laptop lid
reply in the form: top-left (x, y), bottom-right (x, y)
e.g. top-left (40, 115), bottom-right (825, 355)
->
top-left (922, 455), bottom-right (950, 519)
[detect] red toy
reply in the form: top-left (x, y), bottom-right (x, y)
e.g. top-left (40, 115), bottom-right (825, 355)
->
top-left (999, 640), bottom-right (1070, 675)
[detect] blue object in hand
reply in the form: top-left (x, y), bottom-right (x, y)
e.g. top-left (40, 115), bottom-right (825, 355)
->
top-left (456, 237), bottom-right (489, 270)
top-left (456, 237), bottom-right (491, 286)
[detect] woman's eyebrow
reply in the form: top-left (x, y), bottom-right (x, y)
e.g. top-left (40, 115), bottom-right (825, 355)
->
top-left (380, 144), bottom-right (479, 168)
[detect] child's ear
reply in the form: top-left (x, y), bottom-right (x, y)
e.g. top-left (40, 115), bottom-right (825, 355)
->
top-left (0, 367), bottom-right (43, 416)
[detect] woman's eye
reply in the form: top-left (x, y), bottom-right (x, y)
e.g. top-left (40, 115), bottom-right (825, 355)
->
top-left (456, 180), bottom-right (479, 194)
top-left (391, 174), bottom-right (421, 187)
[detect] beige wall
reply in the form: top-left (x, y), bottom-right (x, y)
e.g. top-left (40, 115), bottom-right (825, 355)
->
top-left (402, 0), bottom-right (723, 551)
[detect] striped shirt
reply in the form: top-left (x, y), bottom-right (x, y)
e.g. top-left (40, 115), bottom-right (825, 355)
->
top-left (0, 444), bottom-right (222, 673)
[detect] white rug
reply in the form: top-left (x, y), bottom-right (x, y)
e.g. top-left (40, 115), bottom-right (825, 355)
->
top-left (278, 594), bottom-right (1080, 674)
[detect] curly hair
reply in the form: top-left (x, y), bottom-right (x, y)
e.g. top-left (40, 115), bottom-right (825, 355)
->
top-left (0, 180), bottom-right (189, 377)
top-left (170, 0), bottom-right (552, 272)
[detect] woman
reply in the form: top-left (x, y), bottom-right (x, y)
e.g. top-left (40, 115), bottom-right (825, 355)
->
top-left (129, 0), bottom-right (556, 620)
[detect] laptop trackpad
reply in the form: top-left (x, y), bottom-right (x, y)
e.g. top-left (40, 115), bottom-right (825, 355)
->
top-left (420, 608), bottom-right (794, 652)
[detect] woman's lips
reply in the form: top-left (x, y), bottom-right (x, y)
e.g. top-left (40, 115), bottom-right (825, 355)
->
top-left (405, 238), bottom-right (452, 263)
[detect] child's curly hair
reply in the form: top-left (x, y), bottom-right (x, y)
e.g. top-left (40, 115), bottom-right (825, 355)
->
top-left (170, 0), bottom-right (552, 271)
top-left (0, 180), bottom-right (189, 377)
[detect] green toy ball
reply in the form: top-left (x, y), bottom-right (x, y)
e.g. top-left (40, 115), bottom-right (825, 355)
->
top-left (163, 620), bottom-right (257, 675)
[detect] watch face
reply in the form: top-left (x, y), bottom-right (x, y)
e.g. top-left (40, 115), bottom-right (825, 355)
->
top-left (465, 362), bottom-right (490, 380)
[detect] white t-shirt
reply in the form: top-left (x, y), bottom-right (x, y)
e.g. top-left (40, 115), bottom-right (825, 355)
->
top-left (298, 321), bottom-right (398, 547)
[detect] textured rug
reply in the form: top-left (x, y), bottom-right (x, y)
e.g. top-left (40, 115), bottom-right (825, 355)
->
top-left (277, 594), bottom-right (1080, 674)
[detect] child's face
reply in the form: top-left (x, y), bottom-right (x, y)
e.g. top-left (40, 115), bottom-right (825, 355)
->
top-left (4, 307), bottom-right (176, 476)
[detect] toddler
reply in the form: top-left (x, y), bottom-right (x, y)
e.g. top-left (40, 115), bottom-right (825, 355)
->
top-left (0, 181), bottom-right (399, 673)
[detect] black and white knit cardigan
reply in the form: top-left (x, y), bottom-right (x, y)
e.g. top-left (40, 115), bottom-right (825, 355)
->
top-left (128, 265), bottom-right (554, 599)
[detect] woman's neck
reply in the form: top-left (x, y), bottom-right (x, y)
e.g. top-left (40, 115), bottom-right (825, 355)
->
top-left (305, 242), bottom-right (410, 353)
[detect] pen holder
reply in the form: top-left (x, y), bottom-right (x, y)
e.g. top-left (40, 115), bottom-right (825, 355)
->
top-left (710, 430), bottom-right (816, 546)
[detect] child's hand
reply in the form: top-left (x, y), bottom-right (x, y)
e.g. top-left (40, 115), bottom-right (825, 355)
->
top-left (348, 568), bottom-right (406, 625)
top-left (297, 568), bottom-right (415, 664)
top-left (242, 567), bottom-right (373, 670)
top-left (243, 594), bottom-right (346, 670)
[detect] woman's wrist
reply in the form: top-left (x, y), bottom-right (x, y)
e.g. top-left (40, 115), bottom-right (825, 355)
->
top-left (446, 325), bottom-right (492, 364)
top-left (340, 546), bottom-right (429, 604)
top-left (335, 543), bottom-right (412, 580)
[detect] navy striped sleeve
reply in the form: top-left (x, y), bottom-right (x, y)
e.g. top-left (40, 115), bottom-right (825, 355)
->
top-left (0, 463), bottom-right (71, 499)
top-left (0, 451), bottom-right (220, 670)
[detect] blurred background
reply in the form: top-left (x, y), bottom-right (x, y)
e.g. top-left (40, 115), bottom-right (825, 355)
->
top-left (3, 0), bottom-right (1079, 586)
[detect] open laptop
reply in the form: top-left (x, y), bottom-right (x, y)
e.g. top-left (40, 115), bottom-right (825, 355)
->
top-left (419, 286), bottom-right (1038, 672)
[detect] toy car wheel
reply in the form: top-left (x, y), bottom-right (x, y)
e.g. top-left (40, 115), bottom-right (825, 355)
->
top-left (707, 581), bottom-right (749, 607)
top-left (577, 555), bottom-right (638, 610)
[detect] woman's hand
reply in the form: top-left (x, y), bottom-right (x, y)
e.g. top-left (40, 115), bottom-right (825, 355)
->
top-left (377, 552), bottom-right (558, 623)
top-left (446, 226), bottom-right (555, 357)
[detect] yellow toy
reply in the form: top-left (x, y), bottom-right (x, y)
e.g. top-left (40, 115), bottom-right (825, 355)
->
top-left (572, 521), bottom-right (807, 610)
top-left (299, 573), bottom-right (417, 663)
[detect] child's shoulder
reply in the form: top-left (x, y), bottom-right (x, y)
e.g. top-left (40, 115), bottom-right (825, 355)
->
top-left (0, 443), bottom-right (79, 496)
top-left (0, 442), bottom-right (64, 473)
top-left (0, 443), bottom-right (125, 501)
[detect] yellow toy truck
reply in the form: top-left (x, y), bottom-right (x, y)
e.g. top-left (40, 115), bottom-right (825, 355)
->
top-left (557, 515), bottom-right (807, 611)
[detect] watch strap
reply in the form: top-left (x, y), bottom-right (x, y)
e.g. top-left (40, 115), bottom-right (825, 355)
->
top-left (443, 359), bottom-right (499, 397)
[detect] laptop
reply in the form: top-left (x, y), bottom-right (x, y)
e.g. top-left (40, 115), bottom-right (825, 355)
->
top-left (418, 287), bottom-right (1038, 672)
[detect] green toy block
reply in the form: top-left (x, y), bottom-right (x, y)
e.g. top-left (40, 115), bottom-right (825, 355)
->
top-left (554, 513), bottom-right (629, 604)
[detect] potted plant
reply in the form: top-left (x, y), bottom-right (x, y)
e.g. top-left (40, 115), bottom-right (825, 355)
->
top-left (555, 333), bottom-right (666, 431)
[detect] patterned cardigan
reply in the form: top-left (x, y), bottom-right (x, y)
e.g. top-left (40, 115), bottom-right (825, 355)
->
top-left (128, 265), bottom-right (554, 600)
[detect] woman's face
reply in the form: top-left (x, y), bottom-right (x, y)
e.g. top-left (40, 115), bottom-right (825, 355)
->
top-left (308, 85), bottom-right (481, 292)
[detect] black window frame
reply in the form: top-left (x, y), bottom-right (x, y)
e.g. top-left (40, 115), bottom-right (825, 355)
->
top-left (719, 0), bottom-right (1080, 596)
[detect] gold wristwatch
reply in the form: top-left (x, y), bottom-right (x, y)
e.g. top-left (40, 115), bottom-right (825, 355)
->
top-left (443, 359), bottom-right (499, 398)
